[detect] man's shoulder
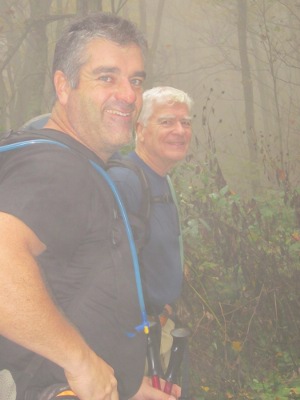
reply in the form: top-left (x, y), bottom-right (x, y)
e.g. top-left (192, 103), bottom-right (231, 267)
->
top-left (108, 156), bottom-right (145, 186)
top-left (0, 130), bottom-right (110, 196)
top-left (1, 127), bottom-right (106, 167)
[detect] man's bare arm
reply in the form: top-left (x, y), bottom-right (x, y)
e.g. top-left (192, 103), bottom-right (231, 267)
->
top-left (0, 212), bottom-right (118, 400)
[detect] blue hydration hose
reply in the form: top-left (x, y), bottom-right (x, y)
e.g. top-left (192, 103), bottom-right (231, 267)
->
top-left (0, 139), bottom-right (149, 335)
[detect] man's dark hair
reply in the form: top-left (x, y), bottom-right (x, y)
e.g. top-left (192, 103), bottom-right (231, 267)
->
top-left (52, 12), bottom-right (148, 88)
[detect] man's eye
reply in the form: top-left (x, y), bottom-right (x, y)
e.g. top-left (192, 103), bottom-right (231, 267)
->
top-left (181, 120), bottom-right (192, 127)
top-left (160, 119), bottom-right (173, 126)
top-left (131, 78), bottom-right (144, 87)
top-left (98, 75), bottom-right (113, 83)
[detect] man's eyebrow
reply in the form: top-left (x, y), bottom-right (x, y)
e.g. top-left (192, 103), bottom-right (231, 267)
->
top-left (182, 116), bottom-right (193, 121)
top-left (158, 115), bottom-right (192, 120)
top-left (92, 66), bottom-right (146, 79)
top-left (92, 66), bottom-right (120, 75)
top-left (133, 71), bottom-right (147, 79)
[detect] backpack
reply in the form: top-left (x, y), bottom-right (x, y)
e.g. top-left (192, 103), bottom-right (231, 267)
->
top-left (107, 157), bottom-right (175, 252)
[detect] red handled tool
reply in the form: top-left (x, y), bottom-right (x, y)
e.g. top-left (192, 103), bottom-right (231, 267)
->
top-left (146, 321), bottom-right (163, 389)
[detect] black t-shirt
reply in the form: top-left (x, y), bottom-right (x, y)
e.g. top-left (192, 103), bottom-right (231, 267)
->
top-left (0, 130), bottom-right (146, 399)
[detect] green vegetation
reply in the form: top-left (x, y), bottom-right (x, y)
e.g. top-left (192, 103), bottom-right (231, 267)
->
top-left (173, 157), bottom-right (300, 400)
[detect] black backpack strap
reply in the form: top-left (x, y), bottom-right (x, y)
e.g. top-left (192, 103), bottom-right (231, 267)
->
top-left (0, 129), bottom-right (15, 140)
top-left (0, 129), bottom-right (44, 142)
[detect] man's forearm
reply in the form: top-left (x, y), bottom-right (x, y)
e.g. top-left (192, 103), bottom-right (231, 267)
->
top-left (0, 212), bottom-right (92, 374)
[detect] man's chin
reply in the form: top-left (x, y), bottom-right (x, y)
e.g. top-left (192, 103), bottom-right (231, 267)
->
top-left (167, 151), bottom-right (188, 162)
top-left (108, 135), bottom-right (134, 155)
top-left (117, 133), bottom-right (134, 148)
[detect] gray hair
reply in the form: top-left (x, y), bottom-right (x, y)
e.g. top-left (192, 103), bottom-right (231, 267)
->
top-left (137, 86), bottom-right (194, 125)
top-left (52, 12), bottom-right (148, 88)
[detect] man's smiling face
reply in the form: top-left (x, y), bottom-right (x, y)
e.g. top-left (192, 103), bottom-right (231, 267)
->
top-left (136, 102), bottom-right (192, 175)
top-left (62, 38), bottom-right (145, 160)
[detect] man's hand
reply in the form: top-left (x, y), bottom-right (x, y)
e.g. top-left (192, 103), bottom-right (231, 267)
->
top-left (130, 376), bottom-right (181, 400)
top-left (65, 351), bottom-right (118, 400)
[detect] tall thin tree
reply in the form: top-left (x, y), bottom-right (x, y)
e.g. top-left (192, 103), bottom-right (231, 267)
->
top-left (237, 0), bottom-right (259, 193)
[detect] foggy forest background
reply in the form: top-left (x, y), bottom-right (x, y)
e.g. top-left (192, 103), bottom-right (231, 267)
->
top-left (1, 1), bottom-right (300, 399)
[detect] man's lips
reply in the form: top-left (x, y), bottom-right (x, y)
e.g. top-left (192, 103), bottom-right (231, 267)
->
top-left (166, 141), bottom-right (186, 146)
top-left (105, 109), bottom-right (132, 117)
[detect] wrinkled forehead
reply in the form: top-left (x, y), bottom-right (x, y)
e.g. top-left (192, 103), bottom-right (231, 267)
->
top-left (152, 101), bottom-right (191, 118)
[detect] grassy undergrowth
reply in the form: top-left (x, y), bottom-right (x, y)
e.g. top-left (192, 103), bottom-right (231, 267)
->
top-left (173, 158), bottom-right (300, 400)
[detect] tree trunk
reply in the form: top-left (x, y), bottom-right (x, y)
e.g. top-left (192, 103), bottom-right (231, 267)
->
top-left (237, 0), bottom-right (259, 194)
top-left (13, 0), bottom-right (52, 128)
top-left (144, 0), bottom-right (165, 88)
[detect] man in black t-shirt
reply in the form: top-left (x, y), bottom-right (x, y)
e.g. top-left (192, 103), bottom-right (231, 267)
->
top-left (0, 13), bottom-right (180, 400)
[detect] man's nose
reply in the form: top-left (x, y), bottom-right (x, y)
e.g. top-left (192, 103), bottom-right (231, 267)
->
top-left (115, 79), bottom-right (136, 104)
top-left (173, 120), bottom-right (186, 134)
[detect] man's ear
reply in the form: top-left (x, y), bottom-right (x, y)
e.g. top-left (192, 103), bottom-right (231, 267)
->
top-left (135, 122), bottom-right (145, 142)
top-left (53, 70), bottom-right (71, 105)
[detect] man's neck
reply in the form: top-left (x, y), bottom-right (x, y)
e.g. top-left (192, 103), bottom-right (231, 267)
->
top-left (135, 149), bottom-right (171, 176)
top-left (44, 107), bottom-right (111, 162)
